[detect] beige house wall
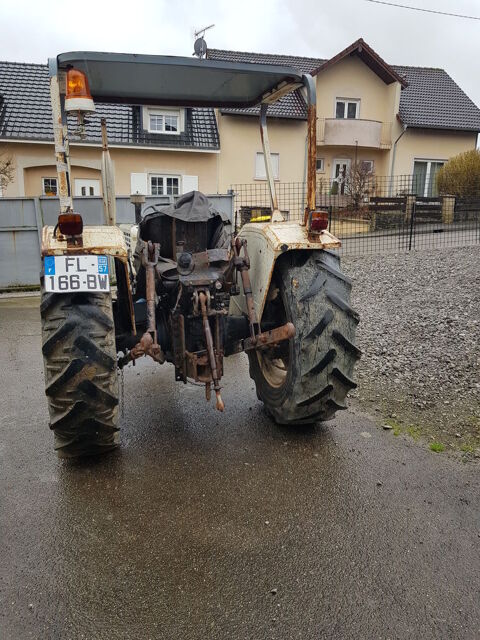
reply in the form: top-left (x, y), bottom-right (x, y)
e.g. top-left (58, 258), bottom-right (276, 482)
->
top-left (315, 56), bottom-right (399, 126)
top-left (216, 113), bottom-right (307, 190)
top-left (316, 147), bottom-right (390, 179)
top-left (2, 141), bottom-right (218, 197)
top-left (393, 129), bottom-right (477, 176)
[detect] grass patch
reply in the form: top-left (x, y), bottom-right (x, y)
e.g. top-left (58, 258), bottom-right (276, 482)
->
top-left (406, 425), bottom-right (422, 441)
top-left (429, 442), bottom-right (445, 453)
top-left (384, 418), bottom-right (403, 437)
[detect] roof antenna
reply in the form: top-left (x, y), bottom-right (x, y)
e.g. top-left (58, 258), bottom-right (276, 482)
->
top-left (193, 24), bottom-right (215, 58)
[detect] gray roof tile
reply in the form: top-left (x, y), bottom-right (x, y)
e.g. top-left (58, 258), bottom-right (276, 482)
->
top-left (392, 65), bottom-right (480, 131)
top-left (0, 61), bottom-right (220, 149)
top-left (208, 48), bottom-right (480, 132)
top-left (208, 49), bottom-right (325, 120)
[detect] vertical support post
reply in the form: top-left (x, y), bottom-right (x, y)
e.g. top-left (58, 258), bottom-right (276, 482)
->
top-left (303, 74), bottom-right (317, 226)
top-left (442, 195), bottom-right (455, 224)
top-left (408, 200), bottom-right (415, 251)
top-left (405, 193), bottom-right (416, 223)
top-left (48, 58), bottom-right (73, 215)
top-left (101, 118), bottom-right (117, 226)
top-left (259, 103), bottom-right (280, 219)
top-left (33, 197), bottom-right (44, 252)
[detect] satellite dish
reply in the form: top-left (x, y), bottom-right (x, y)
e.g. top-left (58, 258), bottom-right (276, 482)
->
top-left (193, 37), bottom-right (207, 58)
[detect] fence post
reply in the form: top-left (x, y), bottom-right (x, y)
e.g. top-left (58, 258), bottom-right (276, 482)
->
top-left (405, 193), bottom-right (416, 224)
top-left (408, 200), bottom-right (416, 251)
top-left (442, 195), bottom-right (455, 224)
top-left (33, 197), bottom-right (44, 253)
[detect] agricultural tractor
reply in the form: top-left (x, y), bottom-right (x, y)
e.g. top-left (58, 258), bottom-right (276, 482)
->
top-left (40, 52), bottom-right (360, 457)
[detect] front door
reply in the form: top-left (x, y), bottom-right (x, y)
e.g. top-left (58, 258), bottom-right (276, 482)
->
top-left (332, 159), bottom-right (351, 195)
top-left (75, 179), bottom-right (100, 197)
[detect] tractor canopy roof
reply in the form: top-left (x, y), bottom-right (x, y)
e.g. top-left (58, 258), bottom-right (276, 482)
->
top-left (55, 52), bottom-right (305, 108)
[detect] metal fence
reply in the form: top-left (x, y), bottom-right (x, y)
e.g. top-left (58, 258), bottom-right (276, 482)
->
top-left (0, 193), bottom-right (234, 289)
top-left (232, 175), bottom-right (480, 254)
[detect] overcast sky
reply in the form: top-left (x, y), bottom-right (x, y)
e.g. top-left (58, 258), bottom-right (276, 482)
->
top-left (1, 0), bottom-right (479, 105)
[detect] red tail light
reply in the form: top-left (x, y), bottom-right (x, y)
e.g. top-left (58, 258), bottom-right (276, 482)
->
top-left (58, 213), bottom-right (83, 236)
top-left (310, 211), bottom-right (329, 232)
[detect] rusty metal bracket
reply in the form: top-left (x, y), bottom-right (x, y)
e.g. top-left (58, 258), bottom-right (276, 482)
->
top-left (227, 321), bottom-right (295, 355)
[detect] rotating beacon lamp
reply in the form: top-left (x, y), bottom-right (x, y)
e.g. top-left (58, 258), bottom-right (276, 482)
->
top-left (64, 68), bottom-right (95, 136)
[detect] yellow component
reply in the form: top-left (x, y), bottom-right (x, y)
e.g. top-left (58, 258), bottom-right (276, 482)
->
top-left (41, 225), bottom-right (128, 258)
top-left (250, 215), bottom-right (272, 223)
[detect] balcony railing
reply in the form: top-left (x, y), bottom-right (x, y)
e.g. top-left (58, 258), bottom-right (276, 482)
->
top-left (317, 118), bottom-right (392, 149)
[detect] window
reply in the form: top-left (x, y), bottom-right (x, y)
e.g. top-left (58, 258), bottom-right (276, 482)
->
top-left (413, 160), bottom-right (445, 196)
top-left (255, 152), bottom-right (279, 180)
top-left (316, 157), bottom-right (325, 173)
top-left (148, 110), bottom-right (180, 134)
top-left (335, 99), bottom-right (360, 119)
top-left (42, 177), bottom-right (57, 196)
top-left (150, 175), bottom-right (180, 196)
top-left (74, 179), bottom-right (100, 197)
top-left (361, 160), bottom-right (374, 174)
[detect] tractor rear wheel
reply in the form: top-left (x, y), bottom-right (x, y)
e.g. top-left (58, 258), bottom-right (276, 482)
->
top-left (40, 287), bottom-right (119, 457)
top-left (248, 250), bottom-right (360, 424)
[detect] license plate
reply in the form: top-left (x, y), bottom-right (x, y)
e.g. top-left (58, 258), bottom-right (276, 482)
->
top-left (44, 255), bottom-right (110, 292)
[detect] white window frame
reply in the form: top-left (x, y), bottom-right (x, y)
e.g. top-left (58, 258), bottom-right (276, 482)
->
top-left (150, 174), bottom-right (181, 196)
top-left (255, 152), bottom-right (280, 180)
top-left (316, 157), bottom-right (325, 173)
top-left (147, 109), bottom-right (181, 135)
top-left (42, 177), bottom-right (58, 196)
top-left (412, 159), bottom-right (446, 197)
top-left (335, 98), bottom-right (360, 119)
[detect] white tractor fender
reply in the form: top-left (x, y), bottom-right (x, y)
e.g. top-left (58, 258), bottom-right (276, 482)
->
top-left (41, 224), bottom-right (128, 258)
top-left (229, 221), bottom-right (341, 320)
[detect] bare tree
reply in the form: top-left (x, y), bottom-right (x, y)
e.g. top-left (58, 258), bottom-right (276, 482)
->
top-left (344, 161), bottom-right (376, 210)
top-left (0, 147), bottom-right (14, 193)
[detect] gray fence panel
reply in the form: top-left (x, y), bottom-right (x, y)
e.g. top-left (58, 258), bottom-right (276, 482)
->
top-left (0, 199), bottom-right (41, 287)
top-left (0, 192), bottom-right (234, 289)
top-left (0, 229), bottom-right (41, 287)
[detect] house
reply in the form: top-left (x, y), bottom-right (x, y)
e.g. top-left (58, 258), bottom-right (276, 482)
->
top-left (208, 38), bottom-right (480, 197)
top-left (0, 61), bottom-right (220, 198)
top-left (1, 38), bottom-right (480, 200)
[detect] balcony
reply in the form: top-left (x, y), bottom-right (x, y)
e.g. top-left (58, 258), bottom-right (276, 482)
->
top-left (318, 118), bottom-right (392, 149)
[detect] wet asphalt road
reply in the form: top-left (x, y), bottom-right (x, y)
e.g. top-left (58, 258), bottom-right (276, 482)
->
top-left (1, 297), bottom-right (479, 640)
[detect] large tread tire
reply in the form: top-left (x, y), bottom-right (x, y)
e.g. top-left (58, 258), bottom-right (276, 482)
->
top-left (248, 250), bottom-right (360, 424)
top-left (40, 288), bottom-right (119, 458)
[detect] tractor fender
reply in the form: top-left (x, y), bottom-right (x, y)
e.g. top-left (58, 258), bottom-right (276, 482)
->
top-left (229, 221), bottom-right (341, 320)
top-left (41, 224), bottom-right (135, 333)
top-left (41, 224), bottom-right (128, 258)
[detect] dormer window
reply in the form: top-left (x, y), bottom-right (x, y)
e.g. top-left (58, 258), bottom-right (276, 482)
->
top-left (147, 108), bottom-right (181, 134)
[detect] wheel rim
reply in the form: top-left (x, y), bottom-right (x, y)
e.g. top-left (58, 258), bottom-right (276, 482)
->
top-left (257, 348), bottom-right (289, 388)
top-left (257, 287), bottom-right (290, 389)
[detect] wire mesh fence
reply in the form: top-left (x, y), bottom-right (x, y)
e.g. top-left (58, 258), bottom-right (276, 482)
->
top-left (231, 175), bottom-right (480, 254)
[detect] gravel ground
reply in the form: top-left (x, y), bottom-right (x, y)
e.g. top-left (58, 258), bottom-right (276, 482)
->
top-left (342, 246), bottom-right (480, 456)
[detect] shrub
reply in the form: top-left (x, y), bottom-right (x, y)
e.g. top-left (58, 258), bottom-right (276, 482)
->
top-left (436, 149), bottom-right (480, 197)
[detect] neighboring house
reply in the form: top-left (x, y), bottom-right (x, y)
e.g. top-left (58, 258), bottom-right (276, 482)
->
top-left (1, 38), bottom-right (480, 200)
top-left (208, 38), bottom-right (480, 196)
top-left (0, 61), bottom-right (220, 198)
